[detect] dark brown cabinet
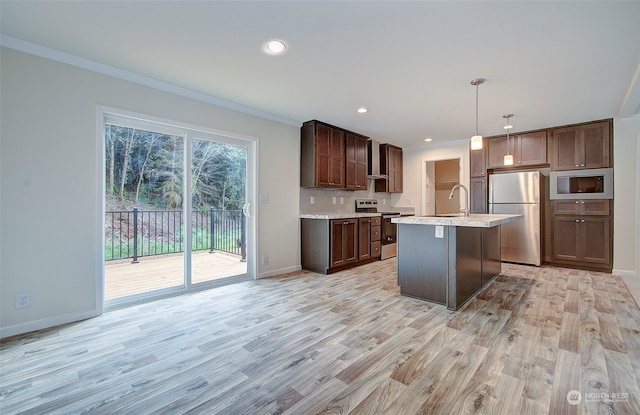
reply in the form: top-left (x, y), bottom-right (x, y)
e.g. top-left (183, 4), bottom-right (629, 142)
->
top-left (551, 121), bottom-right (611, 171)
top-left (346, 133), bottom-right (368, 190)
top-left (371, 216), bottom-right (381, 259)
top-left (301, 216), bottom-right (380, 274)
top-left (470, 176), bottom-right (487, 214)
top-left (487, 130), bottom-right (547, 169)
top-left (331, 219), bottom-right (358, 268)
top-left (470, 145), bottom-right (486, 178)
top-left (375, 144), bottom-right (403, 193)
top-left (301, 121), bottom-right (345, 188)
top-left (469, 141), bottom-right (487, 214)
top-left (551, 199), bottom-right (612, 271)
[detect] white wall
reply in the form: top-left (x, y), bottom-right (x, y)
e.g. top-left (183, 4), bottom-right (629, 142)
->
top-left (613, 115), bottom-right (640, 276)
top-left (0, 47), bottom-right (301, 337)
top-left (401, 140), bottom-right (469, 216)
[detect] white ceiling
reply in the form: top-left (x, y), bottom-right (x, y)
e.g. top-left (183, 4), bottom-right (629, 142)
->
top-left (2, 1), bottom-right (639, 148)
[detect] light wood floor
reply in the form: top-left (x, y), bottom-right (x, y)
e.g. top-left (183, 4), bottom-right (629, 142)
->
top-left (105, 251), bottom-right (247, 299)
top-left (2, 259), bottom-right (639, 414)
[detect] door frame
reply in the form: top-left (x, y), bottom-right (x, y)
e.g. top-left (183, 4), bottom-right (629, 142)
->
top-left (422, 152), bottom-right (467, 216)
top-left (96, 105), bottom-right (257, 312)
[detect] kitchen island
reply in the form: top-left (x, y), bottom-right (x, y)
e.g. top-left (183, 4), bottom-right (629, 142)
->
top-left (391, 214), bottom-right (522, 310)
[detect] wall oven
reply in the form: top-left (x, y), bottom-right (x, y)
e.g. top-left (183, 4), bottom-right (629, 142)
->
top-left (550, 168), bottom-right (613, 199)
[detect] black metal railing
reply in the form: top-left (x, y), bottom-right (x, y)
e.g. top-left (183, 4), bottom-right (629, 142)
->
top-left (105, 208), bottom-right (246, 263)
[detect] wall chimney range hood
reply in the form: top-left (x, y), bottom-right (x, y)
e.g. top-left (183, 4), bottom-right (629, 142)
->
top-left (367, 140), bottom-right (388, 179)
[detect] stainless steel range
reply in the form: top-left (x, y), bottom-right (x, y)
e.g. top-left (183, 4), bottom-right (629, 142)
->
top-left (355, 199), bottom-right (400, 260)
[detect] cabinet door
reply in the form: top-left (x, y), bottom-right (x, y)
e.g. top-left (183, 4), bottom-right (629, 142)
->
top-left (343, 219), bottom-right (359, 264)
top-left (487, 136), bottom-right (509, 169)
top-left (553, 216), bottom-right (580, 261)
top-left (581, 200), bottom-right (610, 215)
top-left (346, 134), bottom-right (368, 190)
top-left (316, 124), bottom-right (332, 187)
top-left (330, 219), bottom-right (347, 267)
top-left (581, 217), bottom-right (610, 265)
top-left (470, 143), bottom-right (486, 177)
top-left (388, 145), bottom-right (403, 193)
top-left (358, 218), bottom-right (372, 260)
top-left (331, 219), bottom-right (358, 267)
top-left (470, 176), bottom-right (487, 214)
top-left (553, 200), bottom-right (581, 215)
top-left (517, 131), bottom-right (547, 166)
top-left (328, 127), bottom-right (346, 188)
top-left (376, 144), bottom-right (403, 193)
top-left (582, 121), bottom-right (610, 169)
top-left (552, 126), bottom-right (580, 170)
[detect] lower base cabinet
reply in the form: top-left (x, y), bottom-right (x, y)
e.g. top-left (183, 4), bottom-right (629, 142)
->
top-left (551, 200), bottom-right (612, 272)
top-left (301, 217), bottom-right (380, 274)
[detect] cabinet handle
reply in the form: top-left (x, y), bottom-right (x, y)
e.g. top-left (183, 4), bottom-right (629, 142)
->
top-left (581, 220), bottom-right (585, 223)
top-left (481, 179), bottom-right (485, 183)
top-left (581, 164), bottom-right (585, 167)
top-left (576, 164), bottom-right (579, 167)
top-left (575, 220), bottom-right (580, 223)
top-left (580, 201), bottom-right (584, 204)
top-left (575, 201), bottom-right (579, 204)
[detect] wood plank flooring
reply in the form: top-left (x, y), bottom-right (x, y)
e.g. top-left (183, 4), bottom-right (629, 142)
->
top-left (1, 259), bottom-right (640, 414)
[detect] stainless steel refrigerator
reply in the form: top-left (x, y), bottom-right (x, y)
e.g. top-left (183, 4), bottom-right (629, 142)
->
top-left (489, 171), bottom-right (542, 266)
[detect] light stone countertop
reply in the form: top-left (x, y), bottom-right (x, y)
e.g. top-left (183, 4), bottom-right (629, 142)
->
top-left (300, 212), bottom-right (382, 219)
top-left (392, 214), bottom-right (523, 228)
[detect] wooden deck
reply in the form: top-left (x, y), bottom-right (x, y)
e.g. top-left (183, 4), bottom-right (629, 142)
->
top-left (105, 251), bottom-right (247, 299)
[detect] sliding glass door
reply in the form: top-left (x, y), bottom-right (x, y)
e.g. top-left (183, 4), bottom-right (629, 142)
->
top-left (102, 110), bottom-right (255, 305)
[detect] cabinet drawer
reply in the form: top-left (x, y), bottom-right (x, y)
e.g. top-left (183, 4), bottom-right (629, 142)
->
top-left (371, 241), bottom-right (381, 258)
top-left (553, 199), bottom-right (609, 215)
top-left (371, 216), bottom-right (382, 226)
top-left (371, 225), bottom-right (381, 241)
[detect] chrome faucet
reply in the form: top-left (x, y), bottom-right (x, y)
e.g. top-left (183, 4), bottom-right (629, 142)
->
top-left (448, 184), bottom-right (470, 217)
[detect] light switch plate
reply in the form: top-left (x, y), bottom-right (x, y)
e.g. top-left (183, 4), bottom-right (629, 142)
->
top-left (435, 225), bottom-right (444, 238)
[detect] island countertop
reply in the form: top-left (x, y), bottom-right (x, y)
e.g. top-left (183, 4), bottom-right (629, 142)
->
top-left (392, 214), bottom-right (523, 228)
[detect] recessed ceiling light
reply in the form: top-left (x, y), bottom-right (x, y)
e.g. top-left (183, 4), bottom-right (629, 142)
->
top-left (424, 138), bottom-right (433, 142)
top-left (264, 40), bottom-right (287, 55)
top-left (357, 107), bottom-right (368, 114)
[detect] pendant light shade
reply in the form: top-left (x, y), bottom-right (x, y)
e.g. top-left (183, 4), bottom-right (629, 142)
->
top-left (470, 78), bottom-right (485, 150)
top-left (503, 114), bottom-right (514, 166)
top-left (471, 135), bottom-right (483, 150)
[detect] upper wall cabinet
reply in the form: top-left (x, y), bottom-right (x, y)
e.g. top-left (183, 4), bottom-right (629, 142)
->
top-left (345, 133), bottom-right (369, 190)
top-left (487, 130), bottom-right (547, 169)
top-left (375, 144), bottom-right (403, 193)
top-left (300, 120), bottom-right (369, 190)
top-left (551, 120), bottom-right (611, 171)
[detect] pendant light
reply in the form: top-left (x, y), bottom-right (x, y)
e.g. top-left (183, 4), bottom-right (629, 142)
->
top-left (470, 78), bottom-right (485, 150)
top-left (503, 114), bottom-right (514, 166)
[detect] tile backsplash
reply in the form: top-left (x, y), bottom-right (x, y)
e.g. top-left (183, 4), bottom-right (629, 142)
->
top-left (300, 186), bottom-right (414, 215)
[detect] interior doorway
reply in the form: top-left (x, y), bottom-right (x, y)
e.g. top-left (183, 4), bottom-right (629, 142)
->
top-left (100, 108), bottom-right (256, 308)
top-left (424, 158), bottom-right (461, 216)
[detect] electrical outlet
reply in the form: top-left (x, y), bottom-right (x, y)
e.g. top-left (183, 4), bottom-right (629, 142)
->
top-left (340, 197), bottom-right (344, 204)
top-left (261, 256), bottom-right (268, 265)
top-left (16, 292), bottom-right (31, 309)
top-left (310, 196), bottom-right (315, 204)
top-left (332, 197), bottom-right (336, 204)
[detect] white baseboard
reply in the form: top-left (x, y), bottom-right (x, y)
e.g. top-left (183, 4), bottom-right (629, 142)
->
top-left (0, 308), bottom-right (101, 339)
top-left (613, 269), bottom-right (638, 277)
top-left (258, 265), bottom-right (302, 279)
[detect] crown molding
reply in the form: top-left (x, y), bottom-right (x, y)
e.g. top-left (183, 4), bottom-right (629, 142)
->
top-left (0, 35), bottom-right (300, 127)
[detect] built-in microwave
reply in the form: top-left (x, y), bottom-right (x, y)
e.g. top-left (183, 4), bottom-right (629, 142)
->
top-left (550, 168), bottom-right (613, 199)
